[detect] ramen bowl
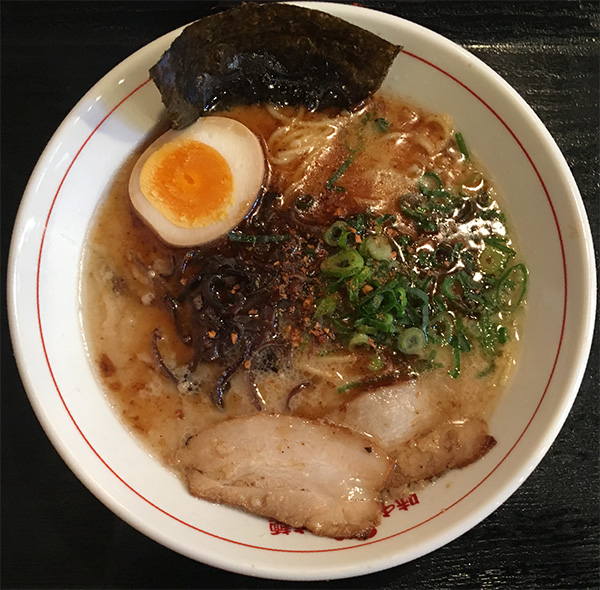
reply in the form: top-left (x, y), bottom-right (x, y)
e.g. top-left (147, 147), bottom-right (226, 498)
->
top-left (7, 2), bottom-right (596, 580)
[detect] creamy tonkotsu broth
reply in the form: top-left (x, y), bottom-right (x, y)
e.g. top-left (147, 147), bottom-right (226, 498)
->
top-left (81, 94), bottom-right (526, 521)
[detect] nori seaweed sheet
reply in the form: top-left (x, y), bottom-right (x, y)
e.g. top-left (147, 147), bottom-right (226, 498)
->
top-left (150, 3), bottom-right (402, 129)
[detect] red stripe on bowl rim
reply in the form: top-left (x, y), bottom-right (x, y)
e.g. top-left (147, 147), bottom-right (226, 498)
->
top-left (34, 52), bottom-right (568, 553)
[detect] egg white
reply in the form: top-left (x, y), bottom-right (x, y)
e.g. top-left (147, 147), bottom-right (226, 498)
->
top-left (129, 116), bottom-right (266, 247)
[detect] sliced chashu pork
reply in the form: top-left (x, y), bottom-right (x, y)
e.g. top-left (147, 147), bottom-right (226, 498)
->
top-left (388, 417), bottom-right (496, 487)
top-left (326, 379), bottom-right (496, 487)
top-left (326, 379), bottom-right (436, 451)
top-left (177, 413), bottom-right (394, 539)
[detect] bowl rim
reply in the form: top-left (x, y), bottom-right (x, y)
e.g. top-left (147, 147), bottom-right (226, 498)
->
top-left (7, 1), bottom-right (597, 580)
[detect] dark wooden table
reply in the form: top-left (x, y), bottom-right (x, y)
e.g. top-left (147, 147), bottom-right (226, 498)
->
top-left (2, 2), bottom-right (598, 588)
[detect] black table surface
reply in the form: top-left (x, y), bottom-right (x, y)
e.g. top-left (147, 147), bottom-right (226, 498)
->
top-left (2, 2), bottom-right (598, 588)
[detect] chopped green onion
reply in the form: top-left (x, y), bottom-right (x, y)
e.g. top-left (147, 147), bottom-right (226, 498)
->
top-left (455, 272), bottom-right (485, 310)
top-left (362, 235), bottom-right (392, 261)
top-left (453, 316), bottom-right (472, 352)
top-left (483, 236), bottom-right (517, 256)
top-left (348, 213), bottom-right (367, 235)
top-left (323, 221), bottom-right (349, 246)
top-left (477, 208), bottom-right (506, 222)
top-left (337, 229), bottom-right (352, 249)
top-left (337, 373), bottom-right (397, 393)
top-left (418, 172), bottom-right (443, 196)
top-left (417, 249), bottom-right (433, 268)
top-left (374, 283), bottom-right (406, 316)
top-left (428, 312), bottom-right (453, 346)
top-left (346, 267), bottom-right (372, 304)
top-left (330, 317), bottom-right (353, 337)
top-left (398, 327), bottom-right (427, 355)
top-left (228, 232), bottom-right (290, 244)
top-left (395, 286), bottom-right (408, 315)
top-left (374, 213), bottom-right (396, 232)
top-left (345, 266), bottom-right (371, 304)
top-left (448, 343), bottom-right (461, 378)
top-left (426, 349), bottom-right (444, 371)
top-left (433, 294), bottom-right (448, 313)
top-left (478, 245), bottom-right (510, 276)
top-left (477, 360), bottom-right (496, 378)
top-left (441, 275), bottom-right (460, 301)
top-left (429, 190), bottom-right (455, 213)
top-left (477, 312), bottom-right (498, 357)
top-left (326, 151), bottom-right (356, 192)
top-left (360, 112), bottom-right (374, 125)
top-left (496, 263), bottom-right (528, 311)
top-left (355, 322), bottom-right (377, 335)
top-left (442, 273), bottom-right (484, 312)
top-left (448, 319), bottom-right (470, 378)
top-left (314, 295), bottom-right (337, 318)
top-left (375, 117), bottom-right (390, 132)
top-left (358, 290), bottom-right (385, 315)
top-left (451, 242), bottom-right (465, 260)
top-left (294, 194), bottom-right (314, 211)
top-left (307, 188), bottom-right (523, 376)
top-left (320, 249), bottom-right (364, 278)
top-left (497, 326), bottom-right (509, 344)
top-left (356, 312), bottom-right (395, 334)
top-left (368, 354), bottom-right (385, 371)
top-left (399, 204), bottom-right (437, 233)
top-left (455, 132), bottom-right (470, 160)
top-left (337, 380), bottom-right (362, 393)
top-left (349, 333), bottom-right (372, 350)
top-left (406, 286), bottom-right (430, 333)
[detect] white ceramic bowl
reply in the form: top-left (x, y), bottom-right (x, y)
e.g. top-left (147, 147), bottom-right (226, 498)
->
top-left (7, 2), bottom-right (596, 581)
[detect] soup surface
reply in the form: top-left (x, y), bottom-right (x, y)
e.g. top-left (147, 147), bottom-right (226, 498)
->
top-left (81, 93), bottom-right (526, 537)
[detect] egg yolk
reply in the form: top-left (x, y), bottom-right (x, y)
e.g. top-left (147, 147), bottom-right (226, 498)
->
top-left (139, 139), bottom-right (234, 228)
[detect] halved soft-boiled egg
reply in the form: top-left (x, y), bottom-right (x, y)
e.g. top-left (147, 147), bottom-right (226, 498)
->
top-left (129, 116), bottom-right (266, 247)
